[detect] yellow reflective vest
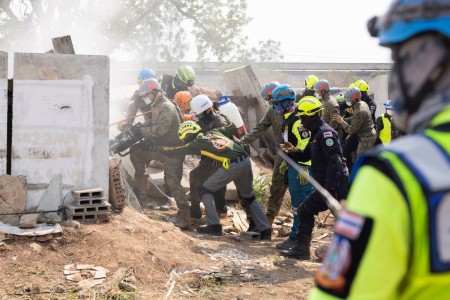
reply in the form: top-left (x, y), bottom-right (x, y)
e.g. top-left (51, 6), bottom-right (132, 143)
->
top-left (310, 107), bottom-right (450, 299)
top-left (379, 114), bottom-right (392, 144)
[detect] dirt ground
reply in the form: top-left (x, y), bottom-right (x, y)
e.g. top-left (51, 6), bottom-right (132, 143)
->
top-left (0, 160), bottom-right (335, 300)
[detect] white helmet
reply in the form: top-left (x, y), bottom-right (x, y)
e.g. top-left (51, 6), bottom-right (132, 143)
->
top-left (190, 95), bottom-right (213, 115)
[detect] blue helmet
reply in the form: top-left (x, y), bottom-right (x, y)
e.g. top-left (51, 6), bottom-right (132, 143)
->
top-left (137, 68), bottom-right (155, 85)
top-left (384, 100), bottom-right (393, 109)
top-left (368, 0), bottom-right (450, 47)
top-left (272, 84), bottom-right (296, 114)
top-left (272, 84), bottom-right (296, 102)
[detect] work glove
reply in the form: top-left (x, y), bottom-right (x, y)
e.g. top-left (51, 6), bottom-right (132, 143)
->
top-left (117, 122), bottom-right (131, 132)
top-left (280, 142), bottom-right (297, 153)
top-left (278, 160), bottom-right (288, 175)
top-left (127, 124), bottom-right (142, 140)
top-left (297, 166), bottom-right (309, 185)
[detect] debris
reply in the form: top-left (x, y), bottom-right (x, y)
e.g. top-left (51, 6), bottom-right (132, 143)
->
top-left (314, 244), bottom-right (329, 261)
top-left (230, 208), bottom-right (249, 232)
top-left (0, 221), bottom-right (62, 236)
top-left (277, 226), bottom-right (291, 237)
top-left (119, 281), bottom-right (136, 292)
top-left (312, 233), bottom-right (329, 242)
top-left (18, 214), bottom-right (39, 229)
top-left (318, 211), bottom-right (332, 227)
top-left (29, 243), bottom-right (42, 253)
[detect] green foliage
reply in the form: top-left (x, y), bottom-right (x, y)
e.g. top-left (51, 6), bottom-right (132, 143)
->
top-left (253, 174), bottom-right (270, 207)
top-left (0, 0), bottom-right (283, 62)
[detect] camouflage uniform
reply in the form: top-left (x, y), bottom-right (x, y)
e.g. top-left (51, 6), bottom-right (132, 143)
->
top-left (190, 110), bottom-right (236, 218)
top-left (320, 93), bottom-right (343, 142)
top-left (160, 74), bottom-right (188, 100)
top-left (242, 107), bottom-right (287, 217)
top-left (130, 93), bottom-right (189, 209)
top-left (341, 101), bottom-right (376, 154)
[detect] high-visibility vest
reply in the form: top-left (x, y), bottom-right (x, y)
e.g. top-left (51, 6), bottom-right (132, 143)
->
top-left (379, 114), bottom-right (392, 144)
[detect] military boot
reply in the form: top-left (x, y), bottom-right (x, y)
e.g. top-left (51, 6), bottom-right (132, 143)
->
top-left (279, 233), bottom-right (311, 260)
top-left (174, 208), bottom-right (191, 230)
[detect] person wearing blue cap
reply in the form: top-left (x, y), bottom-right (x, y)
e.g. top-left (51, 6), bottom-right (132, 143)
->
top-left (310, 0), bottom-right (450, 299)
top-left (375, 100), bottom-right (403, 145)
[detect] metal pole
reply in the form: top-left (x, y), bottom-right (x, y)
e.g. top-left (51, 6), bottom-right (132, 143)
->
top-left (276, 149), bottom-right (342, 216)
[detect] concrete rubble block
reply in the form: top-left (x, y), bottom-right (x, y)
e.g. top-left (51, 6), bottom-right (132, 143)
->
top-left (19, 213), bottom-right (39, 228)
top-left (0, 175), bottom-right (28, 226)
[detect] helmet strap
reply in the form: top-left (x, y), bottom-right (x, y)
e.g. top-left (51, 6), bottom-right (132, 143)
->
top-left (395, 35), bottom-right (450, 115)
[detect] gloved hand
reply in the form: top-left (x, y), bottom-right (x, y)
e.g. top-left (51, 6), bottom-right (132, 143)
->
top-left (117, 122), bottom-right (131, 132)
top-left (280, 142), bottom-right (297, 153)
top-left (278, 160), bottom-right (288, 175)
top-left (127, 124), bottom-right (142, 140)
top-left (297, 166), bottom-right (309, 185)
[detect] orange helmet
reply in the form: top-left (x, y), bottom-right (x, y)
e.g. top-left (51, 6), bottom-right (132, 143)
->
top-left (174, 91), bottom-right (192, 113)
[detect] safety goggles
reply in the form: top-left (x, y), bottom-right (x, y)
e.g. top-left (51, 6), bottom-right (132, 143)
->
top-left (273, 99), bottom-right (294, 114)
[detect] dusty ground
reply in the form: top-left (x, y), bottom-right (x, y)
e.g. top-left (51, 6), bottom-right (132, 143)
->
top-left (0, 160), bottom-right (335, 300)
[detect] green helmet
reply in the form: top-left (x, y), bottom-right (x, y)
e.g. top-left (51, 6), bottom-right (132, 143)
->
top-left (176, 65), bottom-right (196, 87)
top-left (336, 94), bottom-right (345, 103)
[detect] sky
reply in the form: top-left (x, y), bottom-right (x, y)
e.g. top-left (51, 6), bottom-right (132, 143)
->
top-left (244, 0), bottom-right (393, 63)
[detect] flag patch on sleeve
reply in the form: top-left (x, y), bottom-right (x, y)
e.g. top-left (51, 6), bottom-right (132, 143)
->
top-left (335, 210), bottom-right (365, 240)
top-left (323, 131), bottom-right (333, 138)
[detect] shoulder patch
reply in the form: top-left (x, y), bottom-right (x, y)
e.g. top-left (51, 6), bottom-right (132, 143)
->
top-left (323, 131), bottom-right (333, 138)
top-left (325, 138), bottom-right (334, 147)
top-left (335, 209), bottom-right (365, 240)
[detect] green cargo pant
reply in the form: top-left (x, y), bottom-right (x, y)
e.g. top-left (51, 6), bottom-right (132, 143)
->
top-left (266, 154), bottom-right (288, 217)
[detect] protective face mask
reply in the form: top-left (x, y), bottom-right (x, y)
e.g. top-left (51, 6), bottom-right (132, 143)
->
top-left (345, 101), bottom-right (352, 107)
top-left (144, 97), bottom-right (152, 105)
top-left (315, 93), bottom-right (321, 99)
top-left (386, 110), bottom-right (394, 116)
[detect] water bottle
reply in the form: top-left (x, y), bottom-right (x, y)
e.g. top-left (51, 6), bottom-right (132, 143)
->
top-left (218, 96), bottom-right (247, 138)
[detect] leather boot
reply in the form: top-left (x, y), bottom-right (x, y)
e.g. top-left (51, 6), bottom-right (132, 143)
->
top-left (280, 233), bottom-right (311, 260)
top-left (266, 214), bottom-right (275, 225)
top-left (174, 208), bottom-right (191, 230)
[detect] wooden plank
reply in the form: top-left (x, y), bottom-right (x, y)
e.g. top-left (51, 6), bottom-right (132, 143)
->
top-left (230, 208), bottom-right (248, 232)
top-left (52, 35), bottom-right (75, 54)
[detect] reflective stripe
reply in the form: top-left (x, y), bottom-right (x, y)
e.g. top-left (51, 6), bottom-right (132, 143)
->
top-left (384, 134), bottom-right (450, 192)
top-left (379, 115), bottom-right (392, 145)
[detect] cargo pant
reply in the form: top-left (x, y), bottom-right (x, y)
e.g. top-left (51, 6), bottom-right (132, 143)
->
top-left (266, 154), bottom-right (289, 217)
top-left (189, 157), bottom-right (227, 218)
top-left (201, 157), bottom-right (270, 231)
top-left (130, 144), bottom-right (189, 210)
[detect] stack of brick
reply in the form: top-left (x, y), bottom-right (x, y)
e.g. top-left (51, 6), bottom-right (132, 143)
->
top-left (65, 188), bottom-right (111, 223)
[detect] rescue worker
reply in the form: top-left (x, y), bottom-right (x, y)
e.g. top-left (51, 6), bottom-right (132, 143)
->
top-left (375, 99), bottom-right (402, 145)
top-left (173, 91), bottom-right (195, 121)
top-left (333, 87), bottom-right (377, 155)
top-left (313, 79), bottom-right (341, 131)
top-left (160, 65), bottom-right (196, 100)
top-left (239, 81), bottom-right (287, 226)
top-left (354, 79), bottom-right (377, 124)
top-left (188, 95), bottom-right (236, 223)
top-left (270, 84), bottom-right (314, 250)
top-left (128, 78), bottom-right (190, 229)
top-left (151, 121), bottom-right (272, 238)
top-left (310, 0), bottom-right (450, 298)
top-left (296, 75), bottom-right (319, 103)
top-left (279, 96), bottom-right (348, 260)
top-left (117, 68), bottom-right (155, 131)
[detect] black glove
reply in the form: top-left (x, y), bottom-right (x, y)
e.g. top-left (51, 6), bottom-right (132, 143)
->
top-left (127, 124), bottom-right (142, 140)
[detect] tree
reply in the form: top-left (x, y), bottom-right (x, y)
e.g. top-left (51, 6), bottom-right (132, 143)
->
top-left (0, 0), bottom-right (282, 63)
top-left (250, 39), bottom-right (284, 62)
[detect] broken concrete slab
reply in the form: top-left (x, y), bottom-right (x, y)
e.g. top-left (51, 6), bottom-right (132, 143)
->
top-left (0, 175), bottom-right (28, 226)
top-left (0, 221), bottom-right (62, 236)
top-left (19, 213), bottom-right (39, 228)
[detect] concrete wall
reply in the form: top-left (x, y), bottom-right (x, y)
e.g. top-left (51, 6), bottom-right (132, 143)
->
top-left (13, 53), bottom-right (109, 210)
top-left (111, 61), bottom-right (392, 117)
top-left (0, 52), bottom-right (7, 174)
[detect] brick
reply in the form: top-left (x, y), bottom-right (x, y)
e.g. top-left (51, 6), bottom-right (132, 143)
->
top-left (72, 188), bottom-right (104, 200)
top-left (65, 203), bottom-right (111, 215)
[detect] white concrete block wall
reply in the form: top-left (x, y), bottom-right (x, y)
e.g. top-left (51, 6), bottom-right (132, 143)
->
top-left (0, 80), bottom-right (7, 174)
top-left (12, 78), bottom-right (95, 210)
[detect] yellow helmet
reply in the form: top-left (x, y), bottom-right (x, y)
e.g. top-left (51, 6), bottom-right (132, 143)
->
top-left (354, 79), bottom-right (369, 92)
top-left (178, 121), bottom-right (201, 141)
top-left (297, 96), bottom-right (324, 116)
top-left (348, 83), bottom-right (355, 88)
top-left (305, 75), bottom-right (319, 89)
